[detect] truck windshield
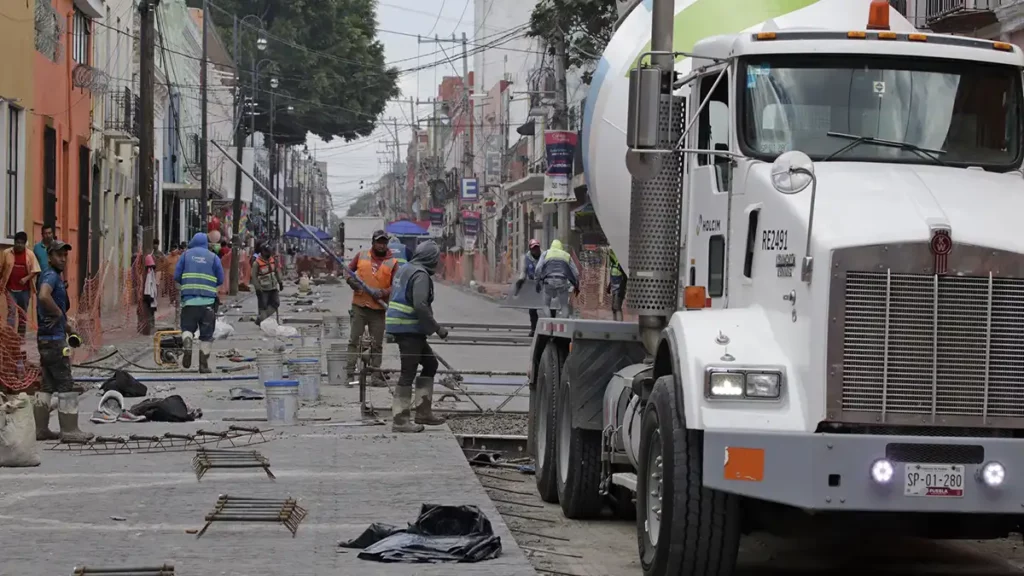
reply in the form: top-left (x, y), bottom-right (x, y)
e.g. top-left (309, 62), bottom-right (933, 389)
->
top-left (739, 54), bottom-right (1022, 170)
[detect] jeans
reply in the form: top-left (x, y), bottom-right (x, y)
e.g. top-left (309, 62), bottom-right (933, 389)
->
top-left (181, 304), bottom-right (215, 341)
top-left (8, 290), bottom-right (29, 337)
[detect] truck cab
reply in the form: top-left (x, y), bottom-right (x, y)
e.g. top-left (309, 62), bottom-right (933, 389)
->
top-left (529, 7), bottom-right (1024, 576)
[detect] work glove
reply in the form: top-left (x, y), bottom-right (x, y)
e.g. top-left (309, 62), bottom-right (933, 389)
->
top-left (370, 289), bottom-right (384, 301)
top-left (514, 279), bottom-right (524, 295)
top-left (605, 284), bottom-right (611, 295)
top-left (437, 326), bottom-right (449, 340)
top-left (573, 286), bottom-right (581, 296)
top-left (535, 281), bottom-right (542, 293)
top-left (67, 333), bottom-right (82, 348)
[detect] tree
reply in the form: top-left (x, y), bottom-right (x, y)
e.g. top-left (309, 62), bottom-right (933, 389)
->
top-left (192, 0), bottom-right (400, 145)
top-left (527, 0), bottom-right (617, 84)
top-left (346, 192), bottom-right (376, 217)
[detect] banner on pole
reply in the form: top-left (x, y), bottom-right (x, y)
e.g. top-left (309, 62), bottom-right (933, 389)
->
top-left (543, 130), bottom-right (577, 204)
top-left (428, 208), bottom-right (444, 238)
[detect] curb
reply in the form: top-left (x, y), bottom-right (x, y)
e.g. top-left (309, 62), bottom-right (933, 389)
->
top-left (438, 280), bottom-right (507, 304)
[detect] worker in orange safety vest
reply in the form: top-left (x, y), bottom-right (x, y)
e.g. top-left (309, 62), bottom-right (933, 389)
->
top-left (345, 229), bottom-right (399, 386)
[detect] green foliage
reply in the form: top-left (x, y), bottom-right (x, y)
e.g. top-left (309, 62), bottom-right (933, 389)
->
top-left (345, 192), bottom-right (376, 216)
top-left (193, 0), bottom-right (400, 145)
top-left (527, 0), bottom-right (617, 84)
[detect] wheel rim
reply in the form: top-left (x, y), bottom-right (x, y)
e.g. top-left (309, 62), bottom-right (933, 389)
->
top-left (645, 430), bottom-right (663, 547)
top-left (558, 380), bottom-right (571, 483)
top-left (537, 375), bottom-right (549, 467)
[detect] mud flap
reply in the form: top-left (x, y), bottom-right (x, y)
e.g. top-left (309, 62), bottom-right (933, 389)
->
top-left (564, 339), bottom-right (647, 431)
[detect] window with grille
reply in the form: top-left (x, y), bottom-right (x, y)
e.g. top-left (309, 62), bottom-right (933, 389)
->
top-left (6, 105), bottom-right (21, 239)
top-left (72, 8), bottom-right (90, 64)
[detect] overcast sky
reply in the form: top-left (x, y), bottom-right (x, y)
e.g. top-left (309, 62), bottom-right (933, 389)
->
top-left (307, 1), bottom-right (480, 217)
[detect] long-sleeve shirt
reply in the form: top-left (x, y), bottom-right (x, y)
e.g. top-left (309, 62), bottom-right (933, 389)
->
top-left (518, 252), bottom-right (539, 281)
top-left (408, 269), bottom-right (441, 336)
top-left (536, 250), bottom-right (580, 289)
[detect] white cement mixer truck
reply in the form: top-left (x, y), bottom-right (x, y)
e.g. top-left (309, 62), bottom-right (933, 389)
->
top-left (525, 0), bottom-right (1024, 574)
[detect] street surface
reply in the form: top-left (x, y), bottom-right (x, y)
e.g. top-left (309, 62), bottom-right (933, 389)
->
top-left (3, 277), bottom-right (1024, 575)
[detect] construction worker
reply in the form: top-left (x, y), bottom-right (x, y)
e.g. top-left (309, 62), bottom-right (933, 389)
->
top-left (384, 240), bottom-right (449, 433)
top-left (345, 229), bottom-right (398, 386)
top-left (514, 239), bottom-right (542, 336)
top-left (535, 239), bottom-right (579, 318)
top-left (607, 249), bottom-right (626, 321)
top-left (253, 243), bottom-right (284, 324)
top-left (174, 232), bottom-right (224, 373)
top-left (388, 236), bottom-right (408, 268)
top-left (33, 241), bottom-right (92, 442)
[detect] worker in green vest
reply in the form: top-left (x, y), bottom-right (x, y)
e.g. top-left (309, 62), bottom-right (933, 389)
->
top-left (606, 249), bottom-right (626, 321)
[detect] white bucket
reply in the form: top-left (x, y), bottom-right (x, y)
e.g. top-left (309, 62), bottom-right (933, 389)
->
top-left (326, 352), bottom-right (347, 386)
top-left (299, 327), bottom-right (319, 347)
top-left (264, 380), bottom-right (299, 425)
top-left (256, 351), bottom-right (284, 386)
top-left (292, 346), bottom-right (320, 362)
top-left (324, 316), bottom-right (342, 339)
top-left (289, 359), bottom-right (320, 401)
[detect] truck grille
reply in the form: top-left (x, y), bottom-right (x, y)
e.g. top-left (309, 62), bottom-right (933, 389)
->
top-left (841, 271), bottom-right (1024, 421)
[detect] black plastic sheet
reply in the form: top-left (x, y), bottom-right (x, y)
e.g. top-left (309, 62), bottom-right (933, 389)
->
top-left (338, 504), bottom-right (502, 563)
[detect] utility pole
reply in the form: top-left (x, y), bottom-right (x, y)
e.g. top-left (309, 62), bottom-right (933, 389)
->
top-left (553, 35), bottom-right (570, 244)
top-left (199, 0), bottom-right (209, 223)
top-left (228, 14), bottom-right (243, 295)
top-left (137, 0), bottom-right (158, 335)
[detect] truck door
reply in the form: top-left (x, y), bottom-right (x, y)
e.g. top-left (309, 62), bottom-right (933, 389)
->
top-left (684, 68), bottom-right (731, 310)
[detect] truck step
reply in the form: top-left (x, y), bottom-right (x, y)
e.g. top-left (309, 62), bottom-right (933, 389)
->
top-left (611, 472), bottom-right (637, 492)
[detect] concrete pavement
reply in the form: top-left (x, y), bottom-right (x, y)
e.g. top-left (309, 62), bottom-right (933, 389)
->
top-left (0, 278), bottom-right (538, 576)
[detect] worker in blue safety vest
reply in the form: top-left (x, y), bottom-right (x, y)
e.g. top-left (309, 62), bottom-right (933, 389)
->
top-left (174, 232), bottom-right (224, 373)
top-left (514, 238), bottom-right (543, 335)
top-left (388, 236), bottom-right (408, 268)
top-left (535, 239), bottom-right (579, 319)
top-left (607, 249), bottom-right (626, 321)
top-left (384, 240), bottom-right (450, 433)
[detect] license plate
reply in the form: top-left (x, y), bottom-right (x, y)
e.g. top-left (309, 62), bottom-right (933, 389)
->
top-left (904, 463), bottom-right (965, 497)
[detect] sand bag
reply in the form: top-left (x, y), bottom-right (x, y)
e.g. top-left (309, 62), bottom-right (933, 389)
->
top-left (0, 393), bottom-right (41, 467)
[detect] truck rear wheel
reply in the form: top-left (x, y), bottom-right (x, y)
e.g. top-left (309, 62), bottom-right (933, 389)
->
top-left (533, 341), bottom-right (563, 503)
top-left (556, 367), bottom-right (603, 519)
top-left (636, 375), bottom-right (741, 576)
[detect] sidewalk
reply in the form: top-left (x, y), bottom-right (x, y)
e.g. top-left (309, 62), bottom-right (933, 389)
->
top-left (0, 282), bottom-right (537, 576)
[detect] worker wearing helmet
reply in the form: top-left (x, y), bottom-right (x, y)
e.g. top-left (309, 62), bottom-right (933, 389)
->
top-left (344, 229), bottom-right (399, 387)
top-left (514, 239), bottom-right (543, 335)
top-left (535, 239), bottom-right (579, 318)
top-left (385, 240), bottom-right (449, 433)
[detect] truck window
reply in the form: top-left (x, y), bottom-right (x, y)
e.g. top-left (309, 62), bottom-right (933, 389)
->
top-left (708, 235), bottom-right (725, 297)
top-left (697, 74), bottom-right (730, 167)
top-left (739, 54), bottom-right (1022, 170)
top-left (743, 209), bottom-right (760, 278)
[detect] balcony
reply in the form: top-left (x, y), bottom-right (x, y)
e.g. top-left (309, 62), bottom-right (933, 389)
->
top-left (104, 87), bottom-right (140, 142)
top-left (889, 0), bottom-right (909, 18)
top-left (925, 0), bottom-right (997, 33)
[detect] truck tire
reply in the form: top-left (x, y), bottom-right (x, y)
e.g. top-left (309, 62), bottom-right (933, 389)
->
top-left (556, 367), bottom-right (604, 519)
top-left (533, 341), bottom-right (563, 503)
top-left (636, 375), bottom-right (741, 576)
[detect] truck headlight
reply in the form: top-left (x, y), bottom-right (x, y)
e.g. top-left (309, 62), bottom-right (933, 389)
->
top-left (706, 368), bottom-right (784, 400)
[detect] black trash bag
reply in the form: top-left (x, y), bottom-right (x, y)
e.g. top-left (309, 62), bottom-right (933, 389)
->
top-left (338, 504), bottom-right (502, 563)
top-left (128, 395), bottom-right (202, 422)
top-left (99, 370), bottom-right (148, 398)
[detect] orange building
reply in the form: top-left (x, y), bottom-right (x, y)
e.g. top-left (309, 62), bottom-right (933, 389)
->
top-left (32, 0), bottom-right (102, 306)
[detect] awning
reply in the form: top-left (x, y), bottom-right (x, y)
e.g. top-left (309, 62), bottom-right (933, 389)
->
top-left (387, 220), bottom-right (429, 236)
top-left (162, 181), bottom-right (224, 201)
top-left (506, 173), bottom-right (544, 194)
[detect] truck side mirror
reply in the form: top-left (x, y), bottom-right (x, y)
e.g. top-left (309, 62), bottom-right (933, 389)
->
top-left (770, 151), bottom-right (817, 283)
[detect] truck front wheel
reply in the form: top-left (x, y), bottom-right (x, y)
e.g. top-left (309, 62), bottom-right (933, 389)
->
top-left (636, 375), bottom-right (741, 576)
top-left (533, 341), bottom-right (563, 503)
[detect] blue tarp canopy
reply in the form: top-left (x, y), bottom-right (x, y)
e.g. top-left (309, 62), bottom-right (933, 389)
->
top-left (284, 227), bottom-right (333, 240)
top-left (387, 220), bottom-right (428, 236)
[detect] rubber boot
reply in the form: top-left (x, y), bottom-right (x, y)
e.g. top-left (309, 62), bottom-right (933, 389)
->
top-left (414, 376), bottom-right (447, 426)
top-left (56, 392), bottom-right (94, 443)
top-left (33, 392), bottom-right (58, 441)
top-left (181, 331), bottom-right (194, 369)
top-left (199, 342), bottom-right (212, 374)
top-left (392, 384), bottom-right (425, 433)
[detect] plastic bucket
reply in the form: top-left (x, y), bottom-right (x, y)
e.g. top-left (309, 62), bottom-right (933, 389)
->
top-left (299, 327), bottom-right (319, 347)
top-left (288, 359), bottom-right (320, 401)
top-left (292, 346), bottom-right (320, 361)
top-left (326, 352), bottom-right (347, 387)
top-left (256, 351), bottom-right (284, 386)
top-left (264, 380), bottom-right (299, 425)
top-left (324, 316), bottom-right (342, 339)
